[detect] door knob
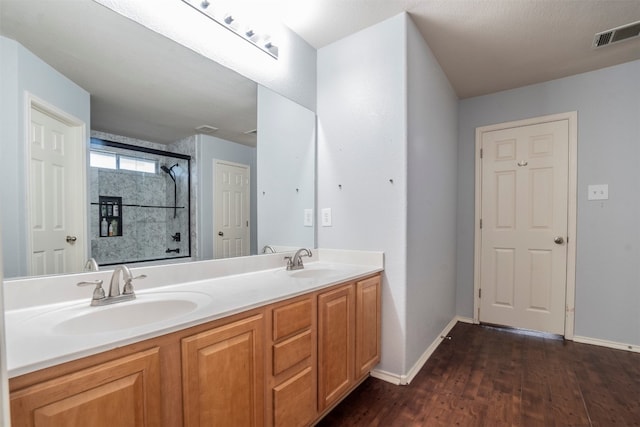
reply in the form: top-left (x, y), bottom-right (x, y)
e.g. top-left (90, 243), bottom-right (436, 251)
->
top-left (66, 235), bottom-right (77, 243)
top-left (554, 236), bottom-right (564, 244)
top-left (218, 231), bottom-right (224, 236)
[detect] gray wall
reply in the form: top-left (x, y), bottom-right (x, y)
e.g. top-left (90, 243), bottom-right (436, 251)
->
top-left (318, 13), bottom-right (459, 377)
top-left (196, 134), bottom-right (257, 259)
top-left (257, 86), bottom-right (315, 252)
top-left (0, 36), bottom-right (90, 278)
top-left (318, 14), bottom-right (408, 375)
top-left (406, 17), bottom-right (459, 368)
top-left (456, 60), bottom-right (640, 345)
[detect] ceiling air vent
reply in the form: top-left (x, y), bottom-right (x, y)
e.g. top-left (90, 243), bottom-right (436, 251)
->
top-left (195, 125), bottom-right (219, 133)
top-left (593, 20), bottom-right (640, 48)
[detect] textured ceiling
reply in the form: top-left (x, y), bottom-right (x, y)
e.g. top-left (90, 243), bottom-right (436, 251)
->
top-left (1, 0), bottom-right (639, 145)
top-left (279, 0), bottom-right (640, 98)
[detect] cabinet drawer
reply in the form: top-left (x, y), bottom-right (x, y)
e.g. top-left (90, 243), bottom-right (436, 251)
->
top-left (273, 366), bottom-right (314, 427)
top-left (273, 329), bottom-right (312, 375)
top-left (273, 298), bottom-right (312, 341)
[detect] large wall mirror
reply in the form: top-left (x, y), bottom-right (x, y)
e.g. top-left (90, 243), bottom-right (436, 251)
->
top-left (0, 0), bottom-right (316, 279)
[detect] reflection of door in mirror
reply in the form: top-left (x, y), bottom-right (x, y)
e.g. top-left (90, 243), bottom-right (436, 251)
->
top-left (214, 160), bottom-right (250, 259)
top-left (28, 101), bottom-right (86, 276)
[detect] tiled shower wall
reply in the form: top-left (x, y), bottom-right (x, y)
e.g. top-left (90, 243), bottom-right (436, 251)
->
top-left (90, 131), bottom-right (194, 266)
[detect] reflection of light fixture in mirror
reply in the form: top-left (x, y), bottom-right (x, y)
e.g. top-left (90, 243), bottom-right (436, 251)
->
top-left (182, 0), bottom-right (279, 59)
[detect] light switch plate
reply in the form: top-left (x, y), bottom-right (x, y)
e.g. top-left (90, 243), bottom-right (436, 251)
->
top-left (588, 184), bottom-right (609, 200)
top-left (304, 209), bottom-right (313, 227)
top-left (321, 208), bottom-right (332, 227)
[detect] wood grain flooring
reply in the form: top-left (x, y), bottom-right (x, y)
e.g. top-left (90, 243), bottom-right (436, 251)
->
top-left (317, 322), bottom-right (640, 426)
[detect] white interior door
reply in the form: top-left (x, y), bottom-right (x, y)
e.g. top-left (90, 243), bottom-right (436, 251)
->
top-left (479, 119), bottom-right (569, 335)
top-left (28, 104), bottom-right (85, 275)
top-left (214, 160), bottom-right (250, 259)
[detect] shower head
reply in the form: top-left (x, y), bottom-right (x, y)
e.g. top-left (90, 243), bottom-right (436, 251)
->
top-left (161, 163), bottom-right (179, 181)
top-left (161, 163), bottom-right (178, 174)
top-left (161, 163), bottom-right (179, 219)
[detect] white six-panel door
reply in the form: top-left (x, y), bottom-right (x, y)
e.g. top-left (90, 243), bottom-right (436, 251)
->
top-left (29, 105), bottom-right (85, 276)
top-left (214, 160), bottom-right (250, 259)
top-left (479, 119), bottom-right (569, 335)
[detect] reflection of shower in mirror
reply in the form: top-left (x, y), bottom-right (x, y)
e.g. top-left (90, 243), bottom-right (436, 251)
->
top-left (161, 164), bottom-right (179, 219)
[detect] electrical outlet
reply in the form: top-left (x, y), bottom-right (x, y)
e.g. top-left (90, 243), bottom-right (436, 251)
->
top-left (588, 184), bottom-right (608, 200)
top-left (304, 209), bottom-right (313, 227)
top-left (321, 208), bottom-right (332, 227)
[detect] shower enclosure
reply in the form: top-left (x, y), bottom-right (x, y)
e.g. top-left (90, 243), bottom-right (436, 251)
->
top-left (89, 138), bottom-right (191, 266)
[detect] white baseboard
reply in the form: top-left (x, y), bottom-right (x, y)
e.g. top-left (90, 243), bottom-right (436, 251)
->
top-left (455, 316), bottom-right (474, 324)
top-left (371, 315), bottom-right (468, 385)
top-left (573, 335), bottom-right (640, 353)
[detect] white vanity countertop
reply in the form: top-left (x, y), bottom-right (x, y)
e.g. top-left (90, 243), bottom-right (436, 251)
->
top-left (5, 250), bottom-right (383, 378)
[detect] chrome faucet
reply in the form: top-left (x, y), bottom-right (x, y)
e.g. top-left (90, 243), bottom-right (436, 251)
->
top-left (83, 257), bottom-right (99, 272)
top-left (263, 245), bottom-right (276, 254)
top-left (77, 265), bottom-right (146, 306)
top-left (285, 248), bottom-right (312, 271)
top-left (109, 265), bottom-right (132, 298)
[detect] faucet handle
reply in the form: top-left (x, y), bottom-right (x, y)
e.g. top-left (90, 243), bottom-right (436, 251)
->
top-left (284, 256), bottom-right (294, 270)
top-left (77, 280), bottom-right (105, 301)
top-left (123, 274), bottom-right (146, 295)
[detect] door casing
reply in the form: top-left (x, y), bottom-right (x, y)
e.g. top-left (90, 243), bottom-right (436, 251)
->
top-left (473, 112), bottom-right (577, 339)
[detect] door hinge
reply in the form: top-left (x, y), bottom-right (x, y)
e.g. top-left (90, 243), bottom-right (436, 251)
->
top-left (480, 219), bottom-right (483, 229)
top-left (479, 288), bottom-right (482, 298)
top-left (480, 148), bottom-right (483, 159)
top-left (246, 220), bottom-right (249, 227)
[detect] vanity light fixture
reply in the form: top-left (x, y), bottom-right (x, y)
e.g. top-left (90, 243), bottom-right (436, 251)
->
top-left (181, 0), bottom-right (279, 59)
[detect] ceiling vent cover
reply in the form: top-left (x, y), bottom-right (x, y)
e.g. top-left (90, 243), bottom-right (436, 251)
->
top-left (594, 20), bottom-right (640, 48)
top-left (195, 125), bottom-right (219, 133)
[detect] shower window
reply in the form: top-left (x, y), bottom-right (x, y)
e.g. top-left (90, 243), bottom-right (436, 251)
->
top-left (89, 137), bottom-right (191, 266)
top-left (118, 155), bottom-right (157, 174)
top-left (90, 150), bottom-right (157, 174)
top-left (89, 150), bottom-right (117, 169)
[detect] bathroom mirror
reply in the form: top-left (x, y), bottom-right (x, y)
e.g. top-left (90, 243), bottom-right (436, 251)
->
top-left (0, 0), bottom-right (315, 279)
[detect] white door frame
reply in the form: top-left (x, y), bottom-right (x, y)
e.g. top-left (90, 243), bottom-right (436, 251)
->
top-left (473, 111), bottom-right (578, 339)
top-left (24, 92), bottom-right (88, 274)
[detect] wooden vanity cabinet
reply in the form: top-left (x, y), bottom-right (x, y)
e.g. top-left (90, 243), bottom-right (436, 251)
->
top-left (355, 275), bottom-right (382, 377)
top-left (317, 275), bottom-right (381, 413)
top-left (182, 313), bottom-right (265, 427)
top-left (10, 348), bottom-right (162, 427)
top-left (9, 273), bottom-right (381, 427)
top-left (317, 284), bottom-right (355, 412)
top-left (267, 295), bottom-right (316, 427)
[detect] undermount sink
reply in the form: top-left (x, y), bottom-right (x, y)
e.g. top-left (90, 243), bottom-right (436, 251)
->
top-left (34, 291), bottom-right (212, 335)
top-left (286, 268), bottom-right (340, 279)
top-left (276, 264), bottom-right (351, 280)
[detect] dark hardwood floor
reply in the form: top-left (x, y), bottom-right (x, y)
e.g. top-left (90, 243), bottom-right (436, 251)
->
top-left (318, 322), bottom-right (640, 426)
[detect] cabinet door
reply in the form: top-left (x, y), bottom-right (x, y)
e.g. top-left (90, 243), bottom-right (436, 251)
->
top-left (182, 313), bottom-right (265, 427)
top-left (10, 348), bottom-right (161, 427)
top-left (356, 275), bottom-right (382, 378)
top-left (317, 284), bottom-right (355, 411)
